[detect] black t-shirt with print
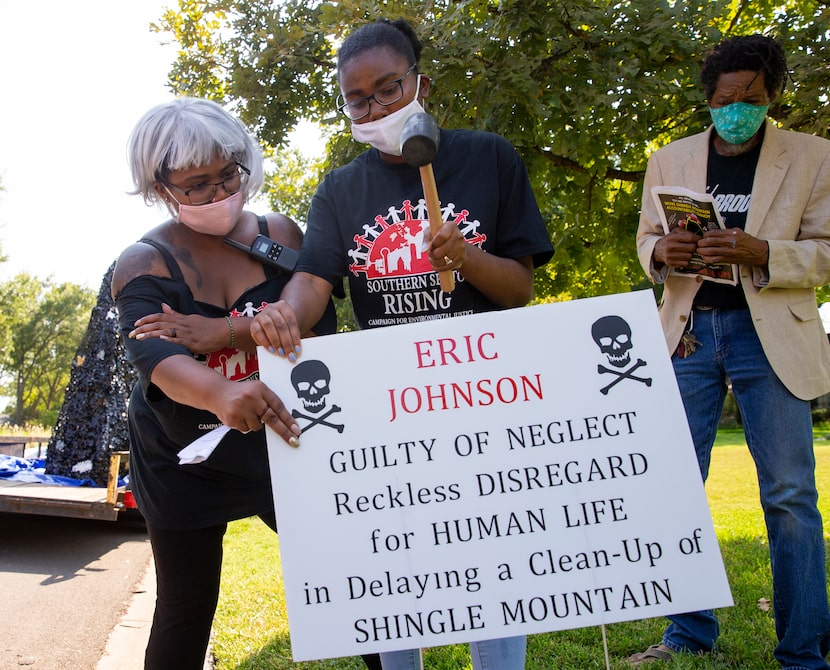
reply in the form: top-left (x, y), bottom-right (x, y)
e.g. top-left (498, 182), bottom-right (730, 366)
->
top-left (695, 132), bottom-right (762, 309)
top-left (299, 128), bottom-right (554, 329)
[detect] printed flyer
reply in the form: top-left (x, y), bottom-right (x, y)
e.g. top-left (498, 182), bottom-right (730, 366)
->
top-left (651, 185), bottom-right (738, 285)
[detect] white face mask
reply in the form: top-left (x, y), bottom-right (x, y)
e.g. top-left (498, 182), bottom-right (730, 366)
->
top-left (350, 76), bottom-right (425, 156)
top-left (174, 189), bottom-right (245, 236)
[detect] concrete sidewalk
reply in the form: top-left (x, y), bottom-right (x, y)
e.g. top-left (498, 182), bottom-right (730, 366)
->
top-left (96, 557), bottom-right (214, 670)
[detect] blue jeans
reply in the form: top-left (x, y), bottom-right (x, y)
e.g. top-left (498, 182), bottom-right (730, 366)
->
top-left (379, 636), bottom-right (526, 670)
top-left (664, 307), bottom-right (830, 669)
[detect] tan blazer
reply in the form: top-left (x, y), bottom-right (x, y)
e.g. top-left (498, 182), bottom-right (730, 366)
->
top-left (637, 122), bottom-right (830, 400)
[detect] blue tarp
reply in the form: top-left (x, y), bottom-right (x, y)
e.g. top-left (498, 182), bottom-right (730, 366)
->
top-left (0, 454), bottom-right (101, 487)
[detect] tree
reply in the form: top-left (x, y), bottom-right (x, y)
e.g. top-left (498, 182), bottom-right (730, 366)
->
top-left (0, 180), bottom-right (9, 269)
top-left (261, 144), bottom-right (325, 225)
top-left (153, 0), bottom-right (829, 300)
top-left (0, 274), bottom-right (96, 426)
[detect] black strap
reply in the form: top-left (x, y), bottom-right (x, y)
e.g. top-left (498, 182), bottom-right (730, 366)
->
top-left (139, 215), bottom-right (277, 282)
top-left (138, 238), bottom-right (185, 283)
top-left (257, 214), bottom-right (269, 235)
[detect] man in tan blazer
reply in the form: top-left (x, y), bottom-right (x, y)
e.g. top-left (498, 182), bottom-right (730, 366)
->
top-left (632, 34), bottom-right (830, 669)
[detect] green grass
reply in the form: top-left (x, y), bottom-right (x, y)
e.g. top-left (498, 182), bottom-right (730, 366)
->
top-left (213, 430), bottom-right (830, 669)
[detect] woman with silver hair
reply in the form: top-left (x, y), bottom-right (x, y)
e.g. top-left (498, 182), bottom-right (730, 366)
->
top-left (112, 97), bottom-right (335, 669)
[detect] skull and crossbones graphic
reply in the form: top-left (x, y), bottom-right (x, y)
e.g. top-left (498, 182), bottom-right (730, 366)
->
top-left (591, 315), bottom-right (653, 395)
top-left (290, 360), bottom-right (345, 434)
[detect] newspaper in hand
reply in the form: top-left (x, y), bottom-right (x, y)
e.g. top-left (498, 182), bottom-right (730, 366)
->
top-left (650, 186), bottom-right (738, 286)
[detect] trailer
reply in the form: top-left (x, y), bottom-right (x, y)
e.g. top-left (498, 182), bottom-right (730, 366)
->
top-left (0, 439), bottom-right (137, 521)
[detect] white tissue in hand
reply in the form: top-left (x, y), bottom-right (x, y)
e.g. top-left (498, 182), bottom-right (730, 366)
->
top-left (177, 425), bottom-right (232, 464)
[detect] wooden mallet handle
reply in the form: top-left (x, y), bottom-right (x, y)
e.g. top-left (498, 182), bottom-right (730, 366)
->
top-left (419, 164), bottom-right (455, 292)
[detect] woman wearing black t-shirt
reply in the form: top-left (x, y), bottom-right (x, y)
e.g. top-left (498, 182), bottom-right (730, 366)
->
top-left (251, 18), bottom-right (553, 670)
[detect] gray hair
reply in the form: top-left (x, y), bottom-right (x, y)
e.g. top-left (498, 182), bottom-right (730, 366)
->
top-left (127, 97), bottom-right (264, 207)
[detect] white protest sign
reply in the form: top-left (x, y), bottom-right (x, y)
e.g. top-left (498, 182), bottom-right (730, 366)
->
top-left (259, 290), bottom-right (733, 661)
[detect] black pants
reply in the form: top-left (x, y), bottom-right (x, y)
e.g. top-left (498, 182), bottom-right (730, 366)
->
top-left (362, 653), bottom-right (382, 669)
top-left (144, 514), bottom-right (277, 670)
top-left (144, 515), bottom-right (381, 670)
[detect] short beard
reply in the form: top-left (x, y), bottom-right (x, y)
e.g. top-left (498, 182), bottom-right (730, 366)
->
top-left (714, 131), bottom-right (762, 157)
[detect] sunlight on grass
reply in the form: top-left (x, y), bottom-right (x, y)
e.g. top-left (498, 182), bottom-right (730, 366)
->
top-left (708, 432), bottom-right (830, 542)
top-left (213, 433), bottom-right (830, 669)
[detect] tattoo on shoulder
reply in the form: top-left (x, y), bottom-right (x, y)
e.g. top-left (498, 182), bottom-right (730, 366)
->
top-left (173, 246), bottom-right (204, 288)
top-left (112, 246), bottom-right (165, 296)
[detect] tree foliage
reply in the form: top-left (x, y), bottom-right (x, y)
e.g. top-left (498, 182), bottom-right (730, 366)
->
top-left (0, 275), bottom-right (96, 426)
top-left (153, 0), bottom-right (830, 301)
top-left (0, 180), bottom-right (8, 268)
top-left (261, 144), bottom-right (326, 224)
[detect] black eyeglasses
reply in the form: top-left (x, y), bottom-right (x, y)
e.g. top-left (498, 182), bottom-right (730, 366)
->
top-left (336, 64), bottom-right (417, 121)
top-left (162, 162), bottom-right (250, 206)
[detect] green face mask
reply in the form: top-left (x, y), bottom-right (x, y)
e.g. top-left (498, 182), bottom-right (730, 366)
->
top-left (708, 102), bottom-right (769, 145)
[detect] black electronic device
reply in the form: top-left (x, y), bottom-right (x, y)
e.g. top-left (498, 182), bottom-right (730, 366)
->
top-left (223, 234), bottom-right (299, 273)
